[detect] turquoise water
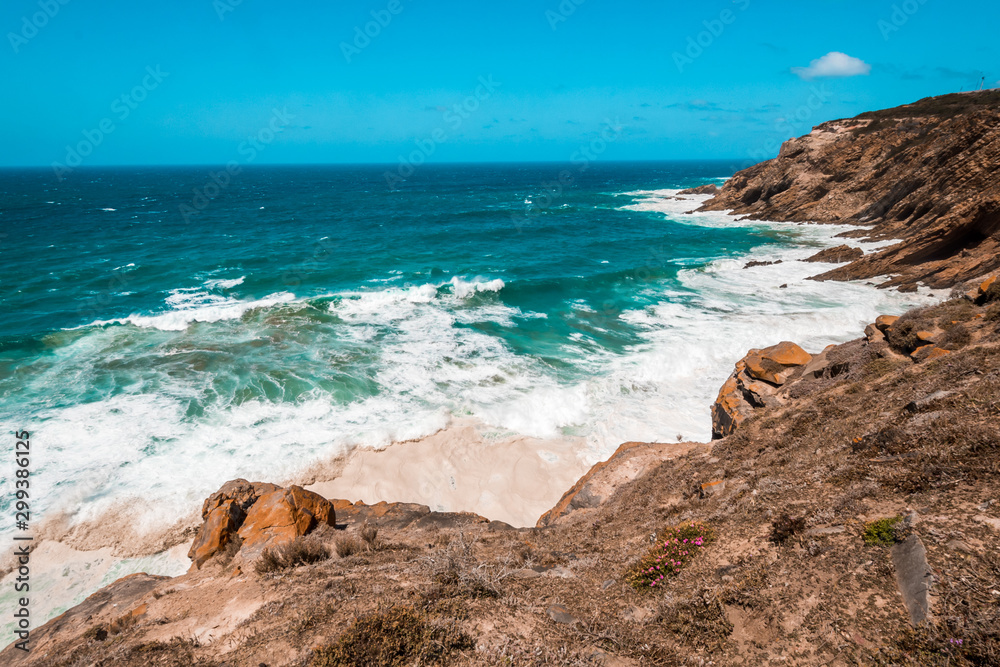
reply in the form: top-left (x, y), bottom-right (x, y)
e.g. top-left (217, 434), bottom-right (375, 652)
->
top-left (0, 162), bottom-right (931, 546)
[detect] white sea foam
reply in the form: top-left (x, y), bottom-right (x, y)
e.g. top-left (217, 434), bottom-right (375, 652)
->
top-left (203, 276), bottom-right (246, 290)
top-left (5, 184), bottom-right (945, 637)
top-left (449, 276), bottom-right (505, 299)
top-left (90, 291), bottom-right (296, 331)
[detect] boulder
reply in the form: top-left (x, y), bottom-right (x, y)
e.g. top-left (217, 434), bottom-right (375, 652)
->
top-left (710, 344), bottom-right (811, 438)
top-left (711, 375), bottom-right (756, 439)
top-left (200, 479), bottom-right (280, 519)
top-left (744, 341), bottom-right (812, 385)
top-left (864, 323), bottom-right (885, 343)
top-left (875, 315), bottom-right (900, 332)
top-left (743, 259), bottom-right (782, 269)
top-left (803, 245), bottom-right (864, 264)
top-left (678, 183), bottom-right (719, 195)
top-left (237, 486), bottom-right (336, 555)
top-left (188, 499), bottom-right (246, 569)
top-left (188, 480), bottom-right (335, 569)
top-left (892, 535), bottom-right (933, 626)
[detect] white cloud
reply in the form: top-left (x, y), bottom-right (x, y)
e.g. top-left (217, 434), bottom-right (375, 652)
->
top-left (792, 52), bottom-right (872, 80)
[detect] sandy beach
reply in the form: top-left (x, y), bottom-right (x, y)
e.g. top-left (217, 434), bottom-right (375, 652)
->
top-left (308, 417), bottom-right (595, 527)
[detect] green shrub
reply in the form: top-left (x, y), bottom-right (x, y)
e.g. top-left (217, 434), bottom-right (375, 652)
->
top-left (863, 516), bottom-right (905, 546)
top-left (625, 521), bottom-right (714, 590)
top-left (310, 606), bottom-right (472, 667)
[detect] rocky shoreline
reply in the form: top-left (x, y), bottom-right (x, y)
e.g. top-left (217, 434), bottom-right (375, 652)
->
top-left (6, 93), bottom-right (1000, 666)
top-left (700, 90), bottom-right (1000, 291)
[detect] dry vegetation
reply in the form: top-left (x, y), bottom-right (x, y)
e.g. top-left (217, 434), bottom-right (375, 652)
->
top-left (14, 295), bottom-right (1000, 667)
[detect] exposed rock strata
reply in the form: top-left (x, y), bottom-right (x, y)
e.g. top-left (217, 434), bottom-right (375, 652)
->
top-left (700, 90), bottom-right (1000, 290)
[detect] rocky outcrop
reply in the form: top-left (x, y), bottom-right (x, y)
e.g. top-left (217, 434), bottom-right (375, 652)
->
top-left (9, 287), bottom-right (1000, 665)
top-left (188, 479), bottom-right (335, 569)
top-left (712, 275), bottom-right (999, 437)
top-left (678, 183), bottom-right (719, 195)
top-left (803, 245), bottom-right (864, 263)
top-left (700, 90), bottom-right (1000, 290)
top-left (965, 273), bottom-right (1000, 303)
top-left (237, 486), bottom-right (336, 558)
top-left (711, 342), bottom-right (814, 438)
top-left (536, 441), bottom-right (707, 527)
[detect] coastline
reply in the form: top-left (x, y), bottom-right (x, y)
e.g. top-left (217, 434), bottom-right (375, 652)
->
top-left (0, 187), bottom-right (946, 642)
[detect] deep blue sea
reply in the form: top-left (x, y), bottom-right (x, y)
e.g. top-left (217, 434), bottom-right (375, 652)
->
top-left (0, 162), bottom-right (932, 559)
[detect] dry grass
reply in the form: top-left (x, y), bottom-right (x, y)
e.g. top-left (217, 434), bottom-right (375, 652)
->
top-left (255, 536), bottom-right (331, 575)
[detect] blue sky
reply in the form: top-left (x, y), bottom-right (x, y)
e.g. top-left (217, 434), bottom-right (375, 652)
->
top-left (1, 0), bottom-right (996, 166)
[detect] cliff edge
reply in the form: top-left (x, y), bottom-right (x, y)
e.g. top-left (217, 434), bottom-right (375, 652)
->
top-left (701, 90), bottom-right (1000, 290)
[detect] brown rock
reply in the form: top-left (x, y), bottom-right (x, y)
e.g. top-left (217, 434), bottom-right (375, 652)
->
top-left (865, 323), bottom-right (885, 343)
top-left (875, 315), bottom-right (900, 332)
top-left (911, 345), bottom-right (950, 362)
top-left (711, 375), bottom-right (755, 439)
top-left (188, 498), bottom-right (246, 569)
top-left (980, 275), bottom-right (998, 294)
top-left (678, 183), bottom-right (719, 195)
top-left (237, 486), bottom-right (335, 554)
top-left (200, 479), bottom-right (281, 519)
top-left (744, 341), bottom-right (812, 385)
top-left (803, 245), bottom-right (864, 264)
top-left (698, 90), bottom-right (1000, 290)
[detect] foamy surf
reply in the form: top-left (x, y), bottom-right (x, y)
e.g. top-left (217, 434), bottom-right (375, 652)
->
top-left (87, 291), bottom-right (297, 331)
top-left (0, 174), bottom-right (945, 643)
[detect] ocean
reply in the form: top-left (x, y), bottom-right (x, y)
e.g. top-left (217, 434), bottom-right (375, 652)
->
top-left (0, 162), bottom-right (933, 628)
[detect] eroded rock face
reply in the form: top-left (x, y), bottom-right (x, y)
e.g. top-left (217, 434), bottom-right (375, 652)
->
top-left (803, 245), bottom-right (864, 264)
top-left (187, 480), bottom-right (335, 569)
top-left (188, 499), bottom-right (246, 569)
top-left (711, 342), bottom-right (839, 438)
top-left (678, 183), bottom-right (719, 195)
top-left (743, 342), bottom-right (812, 385)
top-left (700, 91), bottom-right (1000, 290)
top-left (237, 486), bottom-right (336, 556)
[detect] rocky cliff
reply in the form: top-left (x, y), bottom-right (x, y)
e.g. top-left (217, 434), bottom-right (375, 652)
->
top-left (6, 94), bottom-right (1000, 666)
top-left (701, 90), bottom-right (1000, 290)
top-left (7, 276), bottom-right (1000, 666)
